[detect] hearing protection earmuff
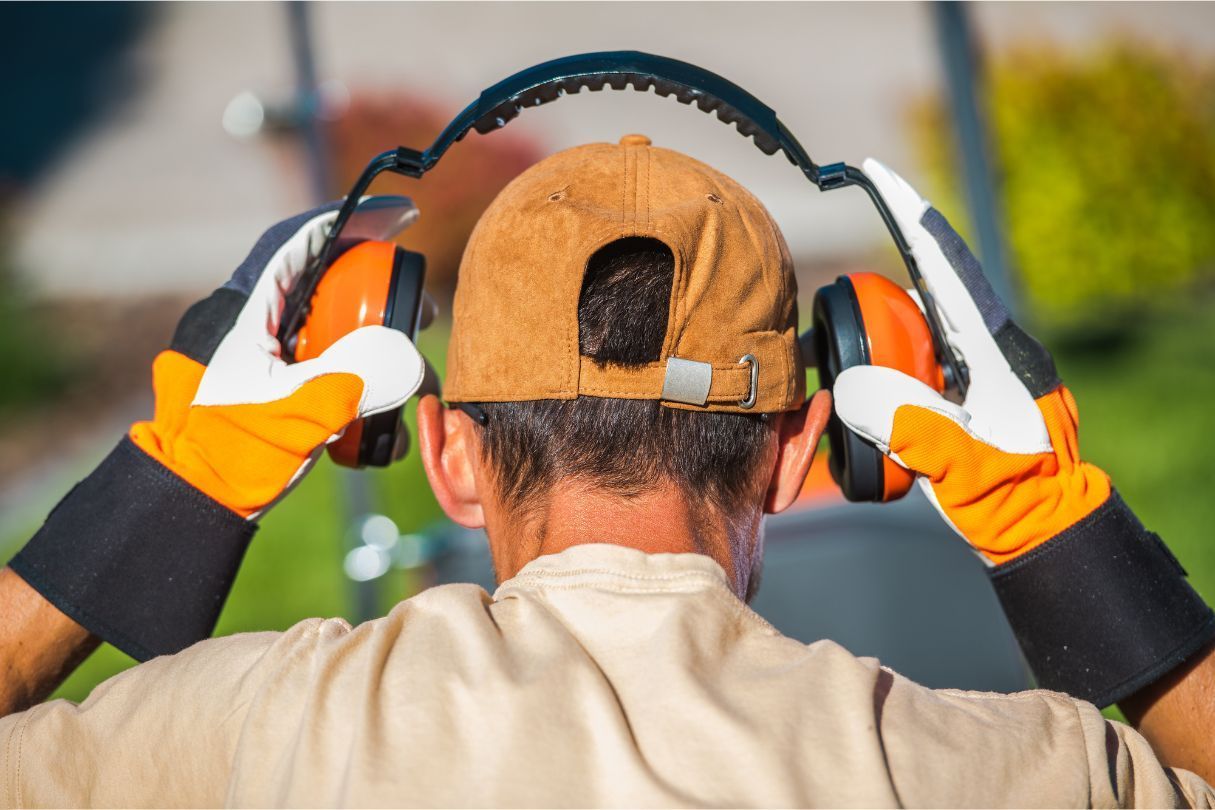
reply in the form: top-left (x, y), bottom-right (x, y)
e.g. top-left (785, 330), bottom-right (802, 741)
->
top-left (283, 51), bottom-right (970, 498)
top-left (292, 239), bottom-right (427, 468)
top-left (811, 273), bottom-right (946, 502)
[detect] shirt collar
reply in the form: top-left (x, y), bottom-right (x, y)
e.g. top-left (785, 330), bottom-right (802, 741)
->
top-left (494, 543), bottom-right (733, 599)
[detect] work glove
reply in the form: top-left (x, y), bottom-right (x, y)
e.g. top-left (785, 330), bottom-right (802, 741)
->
top-left (833, 159), bottom-right (1214, 707)
top-left (128, 203), bottom-right (422, 517)
top-left (10, 202), bottom-right (424, 661)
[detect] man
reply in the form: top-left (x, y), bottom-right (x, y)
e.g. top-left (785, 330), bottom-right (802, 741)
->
top-left (1, 136), bottom-right (1213, 807)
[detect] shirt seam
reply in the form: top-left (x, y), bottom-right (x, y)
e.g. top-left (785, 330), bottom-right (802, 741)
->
top-left (1, 710), bottom-right (13, 807)
top-left (6, 703), bottom-right (36, 808)
top-left (1071, 695), bottom-right (1096, 808)
top-left (507, 567), bottom-right (727, 585)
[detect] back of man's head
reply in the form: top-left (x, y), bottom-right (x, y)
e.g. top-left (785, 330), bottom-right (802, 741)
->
top-left (476, 235), bottom-right (776, 517)
top-left (429, 135), bottom-right (822, 591)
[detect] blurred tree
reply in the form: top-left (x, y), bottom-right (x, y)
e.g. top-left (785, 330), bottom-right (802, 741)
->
top-left (323, 92), bottom-right (543, 298)
top-left (912, 41), bottom-right (1215, 335)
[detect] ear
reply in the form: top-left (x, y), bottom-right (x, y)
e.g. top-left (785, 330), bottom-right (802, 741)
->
top-left (416, 394), bottom-right (485, 528)
top-left (764, 389), bottom-right (833, 515)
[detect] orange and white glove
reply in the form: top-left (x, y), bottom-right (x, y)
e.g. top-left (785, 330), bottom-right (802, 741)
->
top-left (129, 203), bottom-right (422, 518)
top-left (10, 202), bottom-right (424, 661)
top-left (833, 159), bottom-right (1214, 706)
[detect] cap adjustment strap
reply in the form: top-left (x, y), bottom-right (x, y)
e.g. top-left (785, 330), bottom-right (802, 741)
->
top-left (662, 358), bottom-right (713, 405)
top-left (577, 356), bottom-right (755, 408)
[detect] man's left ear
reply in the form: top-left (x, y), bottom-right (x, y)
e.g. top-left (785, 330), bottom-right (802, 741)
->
top-left (764, 389), bottom-right (833, 515)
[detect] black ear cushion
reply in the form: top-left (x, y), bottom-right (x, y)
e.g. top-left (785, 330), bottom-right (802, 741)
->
top-left (383, 248), bottom-right (427, 335)
top-left (357, 247), bottom-right (428, 468)
top-left (360, 406), bottom-right (406, 468)
top-left (811, 277), bottom-right (886, 503)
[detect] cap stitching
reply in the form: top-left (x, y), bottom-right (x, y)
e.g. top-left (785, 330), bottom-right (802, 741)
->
top-left (582, 358), bottom-right (755, 374)
top-left (735, 197), bottom-right (779, 306)
top-left (578, 363), bottom-right (752, 399)
top-left (453, 229), bottom-right (480, 390)
top-left (669, 230), bottom-right (690, 360)
top-left (623, 145), bottom-right (632, 237)
top-left (631, 146), bottom-right (640, 236)
top-left (625, 146), bottom-right (632, 233)
top-left (677, 221), bottom-right (693, 348)
top-left (578, 389), bottom-right (750, 403)
top-left (789, 327), bottom-right (798, 407)
top-left (659, 241), bottom-right (682, 360)
top-left (645, 146), bottom-right (652, 231)
top-left (565, 270), bottom-right (575, 394)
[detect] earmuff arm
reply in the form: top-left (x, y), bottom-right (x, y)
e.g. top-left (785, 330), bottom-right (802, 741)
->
top-left (279, 151), bottom-right (400, 358)
top-left (830, 164), bottom-right (971, 397)
top-left (278, 50), bottom-right (968, 397)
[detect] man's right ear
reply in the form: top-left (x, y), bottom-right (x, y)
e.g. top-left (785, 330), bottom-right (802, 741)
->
top-left (416, 394), bottom-right (486, 528)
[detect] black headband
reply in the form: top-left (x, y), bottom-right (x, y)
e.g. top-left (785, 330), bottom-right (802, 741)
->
top-left (278, 50), bottom-right (968, 397)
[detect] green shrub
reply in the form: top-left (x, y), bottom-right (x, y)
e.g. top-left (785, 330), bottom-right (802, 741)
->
top-left (912, 41), bottom-right (1215, 333)
top-left (0, 226), bottom-right (74, 417)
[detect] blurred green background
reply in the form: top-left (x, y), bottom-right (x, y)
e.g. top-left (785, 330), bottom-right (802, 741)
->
top-left (1, 4), bottom-right (1213, 708)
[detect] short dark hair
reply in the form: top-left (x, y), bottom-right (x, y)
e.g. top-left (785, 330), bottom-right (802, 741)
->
top-left (474, 237), bottom-right (776, 516)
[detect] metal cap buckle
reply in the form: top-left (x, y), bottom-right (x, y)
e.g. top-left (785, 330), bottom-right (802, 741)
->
top-left (738, 354), bottom-right (758, 409)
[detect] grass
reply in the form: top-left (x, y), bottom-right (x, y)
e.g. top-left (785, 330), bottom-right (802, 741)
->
top-left (3, 299), bottom-right (1212, 705)
top-left (1049, 298), bottom-right (1215, 608)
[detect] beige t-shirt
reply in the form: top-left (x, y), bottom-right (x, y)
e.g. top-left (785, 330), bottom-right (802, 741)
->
top-left (1, 543), bottom-right (1210, 808)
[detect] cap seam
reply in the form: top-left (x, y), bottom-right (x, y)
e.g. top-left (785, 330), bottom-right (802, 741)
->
top-left (670, 234), bottom-right (690, 359)
top-left (565, 224), bottom-right (575, 394)
top-left (661, 246), bottom-right (677, 359)
top-left (645, 146), bottom-right (652, 232)
top-left (620, 144), bottom-right (629, 236)
top-left (453, 225), bottom-right (480, 391)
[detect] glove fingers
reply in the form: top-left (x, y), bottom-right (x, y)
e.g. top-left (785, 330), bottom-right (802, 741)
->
top-left (213, 198), bottom-right (424, 379)
top-left (223, 202), bottom-right (344, 297)
top-left (245, 207), bottom-right (343, 345)
top-left (862, 159), bottom-right (1013, 382)
top-left (862, 158), bottom-right (1006, 339)
top-left (832, 364), bottom-right (1046, 489)
top-left (862, 158), bottom-right (1054, 451)
top-left (833, 365), bottom-right (970, 469)
top-left (184, 338), bottom-right (420, 517)
top-left (177, 372), bottom-right (365, 516)
top-left (285, 325), bottom-right (425, 418)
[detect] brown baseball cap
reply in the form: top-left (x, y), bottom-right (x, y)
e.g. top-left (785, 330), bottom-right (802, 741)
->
top-left (444, 134), bottom-right (804, 414)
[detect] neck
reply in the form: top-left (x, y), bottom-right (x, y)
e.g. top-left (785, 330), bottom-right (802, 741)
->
top-left (486, 480), bottom-right (763, 600)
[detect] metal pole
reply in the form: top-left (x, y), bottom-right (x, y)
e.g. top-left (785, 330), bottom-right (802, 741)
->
top-left (284, 1), bottom-right (380, 623)
top-left (285, 1), bottom-right (331, 201)
top-left (932, 1), bottom-right (1021, 317)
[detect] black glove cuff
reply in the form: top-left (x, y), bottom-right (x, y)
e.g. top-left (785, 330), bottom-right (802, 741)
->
top-left (8, 437), bottom-right (256, 662)
top-left (991, 491), bottom-right (1215, 707)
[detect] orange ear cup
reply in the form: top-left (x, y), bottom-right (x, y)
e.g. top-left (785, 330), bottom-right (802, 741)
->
top-left (848, 272), bottom-right (946, 501)
top-left (294, 240), bottom-right (396, 468)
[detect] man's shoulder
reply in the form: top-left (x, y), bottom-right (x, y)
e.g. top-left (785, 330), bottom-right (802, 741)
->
top-left (258, 582), bottom-right (497, 660)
